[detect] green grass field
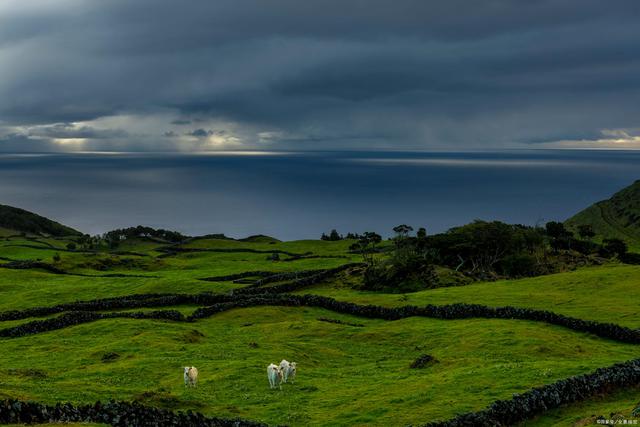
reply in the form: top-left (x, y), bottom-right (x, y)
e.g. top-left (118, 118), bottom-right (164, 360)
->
top-left (1, 229), bottom-right (639, 426)
top-left (565, 180), bottom-right (640, 252)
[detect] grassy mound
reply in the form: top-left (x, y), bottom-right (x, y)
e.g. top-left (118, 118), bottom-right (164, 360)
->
top-left (0, 204), bottom-right (81, 237)
top-left (566, 180), bottom-right (640, 250)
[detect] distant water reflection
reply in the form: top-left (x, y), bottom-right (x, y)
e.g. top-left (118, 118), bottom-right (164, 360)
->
top-left (0, 150), bottom-right (638, 240)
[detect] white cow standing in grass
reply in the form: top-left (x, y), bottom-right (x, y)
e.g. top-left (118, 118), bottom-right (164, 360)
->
top-left (184, 366), bottom-right (198, 387)
top-left (279, 360), bottom-right (297, 383)
top-left (267, 363), bottom-right (283, 390)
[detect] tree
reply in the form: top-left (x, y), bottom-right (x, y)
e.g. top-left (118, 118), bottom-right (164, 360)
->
top-left (603, 238), bottom-right (627, 258)
top-left (78, 234), bottom-right (91, 249)
top-left (363, 226), bottom-right (438, 292)
top-left (416, 227), bottom-right (427, 239)
top-left (52, 253), bottom-right (61, 262)
top-left (329, 229), bottom-right (341, 241)
top-left (350, 231), bottom-right (382, 264)
top-left (429, 221), bottom-right (545, 277)
top-left (66, 242), bottom-right (76, 250)
top-left (545, 221), bottom-right (573, 252)
top-left (321, 229), bottom-right (344, 241)
top-left (577, 224), bottom-right (595, 241)
top-left (545, 221), bottom-right (569, 239)
top-left (392, 224), bottom-right (413, 238)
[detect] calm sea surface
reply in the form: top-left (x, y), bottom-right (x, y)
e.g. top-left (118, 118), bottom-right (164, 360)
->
top-left (0, 150), bottom-right (639, 240)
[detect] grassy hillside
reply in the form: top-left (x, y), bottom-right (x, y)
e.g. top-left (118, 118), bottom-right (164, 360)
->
top-left (1, 307), bottom-right (638, 426)
top-left (0, 204), bottom-right (81, 237)
top-left (566, 180), bottom-right (640, 251)
top-left (0, 229), bottom-right (639, 425)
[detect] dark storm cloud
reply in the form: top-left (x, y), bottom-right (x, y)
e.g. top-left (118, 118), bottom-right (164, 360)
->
top-left (187, 129), bottom-right (214, 138)
top-left (27, 123), bottom-right (128, 139)
top-left (1, 0), bottom-right (640, 150)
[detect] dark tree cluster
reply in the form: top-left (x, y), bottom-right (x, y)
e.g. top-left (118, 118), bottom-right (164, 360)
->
top-left (545, 222), bottom-right (631, 260)
top-left (430, 221), bottom-right (547, 279)
top-left (360, 225), bottom-right (438, 292)
top-left (102, 226), bottom-right (187, 248)
top-left (352, 219), bottom-right (636, 292)
top-left (320, 229), bottom-right (362, 241)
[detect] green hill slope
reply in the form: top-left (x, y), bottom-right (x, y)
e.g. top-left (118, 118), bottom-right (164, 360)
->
top-left (565, 180), bottom-right (640, 249)
top-left (0, 204), bottom-right (81, 236)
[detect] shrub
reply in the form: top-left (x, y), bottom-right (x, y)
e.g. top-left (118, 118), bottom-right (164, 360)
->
top-left (497, 254), bottom-right (540, 278)
top-left (267, 252), bottom-right (280, 261)
top-left (621, 252), bottom-right (640, 265)
top-left (362, 256), bottom-right (439, 293)
top-left (410, 354), bottom-right (438, 369)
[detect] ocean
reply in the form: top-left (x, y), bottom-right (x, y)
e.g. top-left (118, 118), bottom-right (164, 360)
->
top-left (0, 150), bottom-right (638, 240)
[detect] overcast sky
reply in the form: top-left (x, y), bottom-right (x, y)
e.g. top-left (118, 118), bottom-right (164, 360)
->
top-left (1, 0), bottom-right (640, 152)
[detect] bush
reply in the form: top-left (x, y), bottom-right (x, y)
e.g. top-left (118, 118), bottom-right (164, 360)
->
top-left (362, 256), bottom-right (439, 293)
top-left (601, 238), bottom-right (628, 258)
top-left (621, 252), bottom-right (640, 265)
top-left (497, 254), bottom-right (540, 278)
top-left (267, 252), bottom-right (280, 261)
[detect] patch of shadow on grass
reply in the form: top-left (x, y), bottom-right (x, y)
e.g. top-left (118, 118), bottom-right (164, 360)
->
top-left (7, 368), bottom-right (47, 379)
top-left (410, 354), bottom-right (438, 369)
top-left (101, 352), bottom-right (121, 363)
top-left (180, 329), bottom-right (205, 343)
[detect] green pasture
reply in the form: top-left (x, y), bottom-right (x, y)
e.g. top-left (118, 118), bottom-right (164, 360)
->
top-left (0, 230), bottom-right (639, 426)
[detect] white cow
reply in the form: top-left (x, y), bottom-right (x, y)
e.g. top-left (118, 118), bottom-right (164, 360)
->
top-left (267, 363), bottom-right (283, 390)
top-left (279, 359), bottom-right (297, 383)
top-left (184, 366), bottom-right (198, 387)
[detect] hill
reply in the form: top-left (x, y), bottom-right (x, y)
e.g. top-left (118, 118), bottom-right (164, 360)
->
top-left (565, 180), bottom-right (640, 249)
top-left (0, 204), bottom-right (81, 236)
top-left (238, 234), bottom-right (281, 243)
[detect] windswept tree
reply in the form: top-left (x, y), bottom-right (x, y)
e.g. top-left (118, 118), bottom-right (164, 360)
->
top-left (392, 224), bottom-right (413, 238)
top-left (349, 231), bottom-right (382, 264)
top-left (429, 220), bottom-right (545, 278)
